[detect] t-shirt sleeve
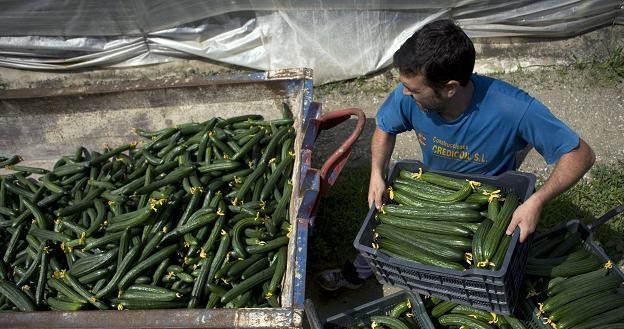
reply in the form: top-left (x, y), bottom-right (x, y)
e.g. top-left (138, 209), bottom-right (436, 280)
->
top-left (518, 98), bottom-right (580, 164)
top-left (376, 84), bottom-right (413, 135)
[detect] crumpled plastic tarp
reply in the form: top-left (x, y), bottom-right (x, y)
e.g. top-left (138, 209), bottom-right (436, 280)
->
top-left (0, 0), bottom-right (622, 84)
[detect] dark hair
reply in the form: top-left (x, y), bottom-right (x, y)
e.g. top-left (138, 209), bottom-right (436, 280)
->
top-left (394, 19), bottom-right (475, 89)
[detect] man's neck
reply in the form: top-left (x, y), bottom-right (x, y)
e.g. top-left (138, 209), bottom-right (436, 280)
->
top-left (440, 80), bottom-right (474, 121)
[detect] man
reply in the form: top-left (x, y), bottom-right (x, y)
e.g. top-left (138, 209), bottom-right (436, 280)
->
top-left (317, 19), bottom-right (595, 291)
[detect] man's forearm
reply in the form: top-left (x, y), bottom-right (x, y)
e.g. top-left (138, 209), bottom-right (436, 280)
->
top-left (507, 138), bottom-right (595, 242)
top-left (530, 138), bottom-right (595, 205)
top-left (371, 127), bottom-right (396, 178)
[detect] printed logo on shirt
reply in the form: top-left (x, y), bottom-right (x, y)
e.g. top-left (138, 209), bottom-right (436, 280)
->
top-left (431, 136), bottom-right (487, 164)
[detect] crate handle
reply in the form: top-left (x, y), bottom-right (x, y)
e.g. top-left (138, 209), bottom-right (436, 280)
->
top-left (588, 204), bottom-right (624, 232)
top-left (318, 108), bottom-right (366, 195)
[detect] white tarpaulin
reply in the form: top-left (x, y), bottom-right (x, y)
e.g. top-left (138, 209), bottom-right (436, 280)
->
top-left (0, 0), bottom-right (622, 84)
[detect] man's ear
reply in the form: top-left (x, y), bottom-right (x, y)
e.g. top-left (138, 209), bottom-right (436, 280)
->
top-left (444, 80), bottom-right (460, 98)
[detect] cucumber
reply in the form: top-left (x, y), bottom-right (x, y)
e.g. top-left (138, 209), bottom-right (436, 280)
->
top-left (245, 236), bottom-right (289, 254)
top-left (369, 315), bottom-right (409, 329)
top-left (431, 300), bottom-right (457, 318)
top-left (414, 170), bottom-right (498, 195)
top-left (482, 193), bottom-right (518, 262)
top-left (117, 299), bottom-right (188, 309)
top-left (47, 297), bottom-right (85, 311)
top-left (198, 160), bottom-right (241, 174)
top-left (490, 234), bottom-right (511, 270)
top-left (0, 280), bottom-right (35, 312)
top-left (438, 314), bottom-right (495, 329)
top-left (207, 230), bottom-right (231, 282)
top-left (220, 266), bottom-right (274, 304)
top-left (465, 192), bottom-right (490, 206)
top-left (487, 198), bottom-right (500, 221)
top-left (377, 225), bottom-right (473, 249)
top-left (69, 247), bottom-right (118, 277)
top-left (266, 246), bottom-right (287, 299)
top-left (381, 204), bottom-right (482, 222)
top-left (547, 267), bottom-right (610, 296)
top-left (389, 298), bottom-right (411, 318)
top-left (120, 284), bottom-right (181, 301)
top-left (472, 219), bottom-right (493, 267)
top-left (378, 213), bottom-right (472, 237)
top-left (450, 304), bottom-right (495, 323)
top-left (391, 179), bottom-right (472, 203)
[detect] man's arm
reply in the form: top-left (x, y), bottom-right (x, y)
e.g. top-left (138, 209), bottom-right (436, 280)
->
top-left (506, 138), bottom-right (595, 242)
top-left (369, 127), bottom-right (396, 209)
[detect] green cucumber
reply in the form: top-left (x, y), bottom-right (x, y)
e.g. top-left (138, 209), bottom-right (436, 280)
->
top-left (381, 204), bottom-right (482, 222)
top-left (482, 193), bottom-right (518, 261)
top-left (369, 315), bottom-right (409, 329)
top-left (438, 314), bottom-right (495, 329)
top-left (377, 213), bottom-right (472, 237)
top-left (0, 280), bottom-right (35, 312)
top-left (431, 300), bottom-right (457, 318)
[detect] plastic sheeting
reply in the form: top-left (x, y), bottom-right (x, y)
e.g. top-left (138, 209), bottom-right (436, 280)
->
top-left (0, 0), bottom-right (622, 84)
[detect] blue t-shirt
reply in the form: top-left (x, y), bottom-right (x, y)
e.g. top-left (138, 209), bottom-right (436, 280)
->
top-left (376, 74), bottom-right (579, 175)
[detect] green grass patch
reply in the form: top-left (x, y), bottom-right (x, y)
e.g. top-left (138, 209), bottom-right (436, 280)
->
top-left (308, 167), bottom-right (370, 271)
top-left (572, 46), bottom-right (624, 85)
top-left (308, 162), bottom-right (624, 271)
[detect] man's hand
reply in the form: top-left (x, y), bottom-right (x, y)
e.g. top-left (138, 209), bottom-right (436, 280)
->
top-left (368, 173), bottom-right (386, 209)
top-left (506, 196), bottom-right (542, 243)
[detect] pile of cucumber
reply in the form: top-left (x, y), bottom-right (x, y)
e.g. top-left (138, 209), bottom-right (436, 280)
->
top-left (425, 297), bottom-right (527, 329)
top-left (0, 108), bottom-right (295, 311)
top-left (524, 231), bottom-right (624, 329)
top-left (374, 169), bottom-right (519, 271)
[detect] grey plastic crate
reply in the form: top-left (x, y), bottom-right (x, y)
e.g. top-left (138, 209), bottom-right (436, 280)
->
top-left (354, 160), bottom-right (536, 315)
top-left (324, 291), bottom-right (435, 329)
top-left (517, 204), bottom-right (624, 329)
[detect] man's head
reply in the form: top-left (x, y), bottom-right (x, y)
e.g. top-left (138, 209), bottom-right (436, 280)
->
top-left (394, 19), bottom-right (475, 113)
top-left (394, 19), bottom-right (475, 89)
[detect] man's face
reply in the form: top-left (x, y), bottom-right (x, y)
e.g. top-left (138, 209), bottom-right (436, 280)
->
top-left (399, 73), bottom-right (447, 113)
